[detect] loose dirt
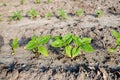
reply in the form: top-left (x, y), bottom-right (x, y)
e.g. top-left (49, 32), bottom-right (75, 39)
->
top-left (0, 0), bottom-right (120, 80)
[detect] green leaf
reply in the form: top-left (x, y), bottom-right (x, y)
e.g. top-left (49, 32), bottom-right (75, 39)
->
top-left (111, 30), bottom-right (120, 39)
top-left (9, 11), bottom-right (22, 21)
top-left (111, 30), bottom-right (120, 46)
top-left (116, 38), bottom-right (120, 46)
top-left (76, 8), bottom-right (83, 16)
top-left (47, 0), bottom-right (51, 3)
top-left (45, 12), bottom-right (53, 18)
top-left (11, 38), bottom-right (19, 49)
top-left (72, 47), bottom-right (80, 58)
top-left (26, 40), bottom-right (38, 50)
top-left (31, 35), bottom-right (38, 40)
top-left (109, 48), bottom-right (115, 53)
top-left (2, 2), bottom-right (7, 6)
top-left (21, 0), bottom-right (25, 5)
top-left (81, 38), bottom-right (92, 44)
top-left (39, 35), bottom-right (50, 44)
top-left (96, 10), bottom-right (103, 17)
top-left (51, 39), bottom-right (64, 47)
top-left (0, 14), bottom-right (2, 21)
top-left (65, 45), bottom-right (72, 57)
top-left (72, 35), bottom-right (81, 46)
top-left (36, 0), bottom-right (41, 4)
top-left (27, 9), bottom-right (39, 19)
top-left (63, 34), bottom-right (72, 45)
top-left (80, 43), bottom-right (94, 52)
top-left (52, 36), bottom-right (62, 40)
top-left (38, 46), bottom-right (48, 57)
top-left (58, 9), bottom-right (67, 19)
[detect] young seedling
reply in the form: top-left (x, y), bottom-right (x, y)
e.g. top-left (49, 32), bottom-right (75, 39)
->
top-left (58, 9), bottom-right (67, 19)
top-left (77, 0), bottom-right (81, 1)
top-left (72, 35), bottom-right (94, 52)
top-left (45, 12), bottom-right (53, 19)
top-left (51, 34), bottom-right (94, 59)
top-left (11, 38), bottom-right (19, 55)
top-left (2, 2), bottom-right (7, 6)
top-left (76, 8), bottom-right (83, 16)
top-left (26, 35), bottom-right (50, 57)
top-left (0, 14), bottom-right (2, 21)
top-left (27, 9), bottom-right (39, 19)
top-left (20, 0), bottom-right (25, 5)
top-left (110, 30), bottom-right (120, 53)
top-left (47, 0), bottom-right (51, 3)
top-left (35, 0), bottom-right (41, 4)
top-left (109, 48), bottom-right (115, 53)
top-left (96, 10), bottom-right (103, 17)
top-left (111, 30), bottom-right (120, 46)
top-left (9, 11), bottom-right (22, 21)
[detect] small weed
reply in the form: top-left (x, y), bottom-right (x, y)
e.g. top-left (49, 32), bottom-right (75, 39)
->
top-left (110, 30), bottom-right (120, 53)
top-left (11, 38), bottom-right (19, 55)
top-left (111, 30), bottom-right (120, 46)
top-left (77, 0), bottom-right (81, 1)
top-left (47, 0), bottom-right (51, 3)
top-left (27, 9), bottom-right (39, 19)
top-left (58, 9), bottom-right (67, 19)
top-left (9, 11), bottom-right (22, 21)
top-left (45, 12), bottom-right (53, 18)
top-left (2, 2), bottom-right (7, 6)
top-left (96, 10), bottom-right (103, 17)
top-left (26, 35), bottom-right (50, 57)
top-left (76, 8), bottom-right (83, 16)
top-left (20, 0), bottom-right (25, 5)
top-left (35, 0), bottom-right (41, 4)
top-left (0, 14), bottom-right (2, 21)
top-left (51, 34), bottom-right (94, 59)
top-left (109, 48), bottom-right (115, 53)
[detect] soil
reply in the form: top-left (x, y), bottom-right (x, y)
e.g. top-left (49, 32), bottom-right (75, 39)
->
top-left (0, 0), bottom-right (120, 80)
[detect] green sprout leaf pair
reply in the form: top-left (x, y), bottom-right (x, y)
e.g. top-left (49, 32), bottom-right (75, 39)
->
top-left (51, 34), bottom-right (94, 59)
top-left (9, 11), bottom-right (22, 21)
top-left (96, 10), bottom-right (103, 17)
top-left (45, 12), bottom-right (53, 19)
top-left (58, 9), bottom-right (67, 19)
top-left (111, 30), bottom-right (120, 46)
top-left (26, 35), bottom-right (50, 57)
top-left (76, 8), bottom-right (83, 16)
top-left (51, 34), bottom-right (72, 47)
top-left (0, 14), bottom-right (2, 21)
top-left (2, 2), bottom-right (7, 6)
top-left (20, 0), bottom-right (25, 5)
top-left (72, 35), bottom-right (94, 52)
top-left (27, 9), bottom-right (39, 19)
top-left (11, 38), bottom-right (19, 55)
top-left (65, 45), bottom-right (80, 58)
top-left (35, 0), bottom-right (41, 4)
top-left (47, 0), bottom-right (51, 3)
top-left (110, 30), bottom-right (120, 53)
top-left (35, 0), bottom-right (51, 4)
